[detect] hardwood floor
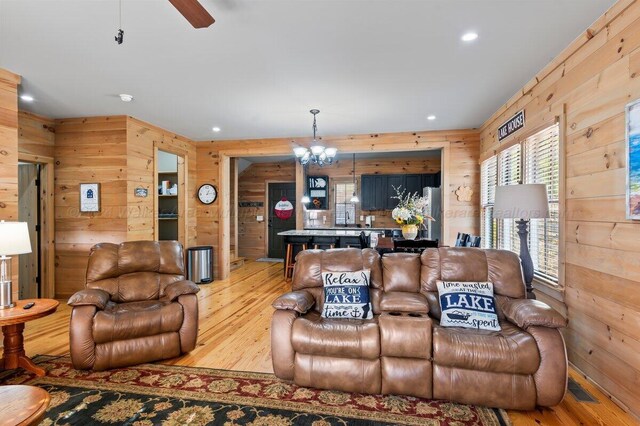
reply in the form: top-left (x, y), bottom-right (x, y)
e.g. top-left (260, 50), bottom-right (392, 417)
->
top-left (18, 260), bottom-right (638, 426)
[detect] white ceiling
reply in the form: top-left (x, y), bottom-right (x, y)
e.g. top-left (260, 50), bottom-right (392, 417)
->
top-left (0, 0), bottom-right (616, 141)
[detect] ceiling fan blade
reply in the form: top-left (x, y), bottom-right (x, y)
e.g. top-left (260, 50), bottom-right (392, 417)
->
top-left (168, 0), bottom-right (215, 28)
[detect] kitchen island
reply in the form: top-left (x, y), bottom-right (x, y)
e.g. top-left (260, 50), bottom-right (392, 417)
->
top-left (278, 229), bottom-right (374, 249)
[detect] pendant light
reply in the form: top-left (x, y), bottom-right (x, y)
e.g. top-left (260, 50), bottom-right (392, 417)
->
top-left (293, 110), bottom-right (337, 167)
top-left (350, 153), bottom-right (360, 203)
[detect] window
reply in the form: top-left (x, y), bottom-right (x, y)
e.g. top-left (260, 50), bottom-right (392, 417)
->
top-left (480, 123), bottom-right (560, 284)
top-left (335, 182), bottom-right (356, 225)
top-left (524, 125), bottom-right (560, 283)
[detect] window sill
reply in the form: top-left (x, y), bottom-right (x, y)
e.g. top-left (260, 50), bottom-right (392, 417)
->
top-left (532, 277), bottom-right (564, 302)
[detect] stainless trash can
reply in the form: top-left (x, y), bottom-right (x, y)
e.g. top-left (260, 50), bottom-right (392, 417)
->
top-left (187, 246), bottom-right (213, 284)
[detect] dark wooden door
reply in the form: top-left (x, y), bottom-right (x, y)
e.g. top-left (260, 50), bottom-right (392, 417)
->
top-left (18, 163), bottom-right (40, 299)
top-left (268, 182), bottom-right (296, 258)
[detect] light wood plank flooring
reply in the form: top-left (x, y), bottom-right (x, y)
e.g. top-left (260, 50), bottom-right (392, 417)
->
top-left (17, 260), bottom-right (638, 426)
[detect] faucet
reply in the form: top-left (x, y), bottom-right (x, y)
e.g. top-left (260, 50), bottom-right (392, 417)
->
top-left (345, 210), bottom-right (351, 227)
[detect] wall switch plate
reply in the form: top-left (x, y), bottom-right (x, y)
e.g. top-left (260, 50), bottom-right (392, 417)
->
top-left (360, 215), bottom-right (364, 221)
top-left (371, 216), bottom-right (376, 221)
top-left (257, 215), bottom-right (264, 222)
top-left (323, 216), bottom-right (327, 223)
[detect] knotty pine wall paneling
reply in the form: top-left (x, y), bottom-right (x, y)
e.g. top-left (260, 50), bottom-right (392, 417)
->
top-left (54, 116), bottom-right (197, 298)
top-left (54, 116), bottom-right (129, 298)
top-left (0, 69), bottom-right (21, 301)
top-left (479, 0), bottom-right (640, 416)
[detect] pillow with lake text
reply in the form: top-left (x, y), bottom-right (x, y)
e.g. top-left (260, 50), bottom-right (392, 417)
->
top-left (321, 270), bottom-right (373, 320)
top-left (436, 281), bottom-right (500, 331)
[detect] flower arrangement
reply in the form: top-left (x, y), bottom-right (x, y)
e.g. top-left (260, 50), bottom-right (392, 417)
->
top-left (391, 186), bottom-right (434, 226)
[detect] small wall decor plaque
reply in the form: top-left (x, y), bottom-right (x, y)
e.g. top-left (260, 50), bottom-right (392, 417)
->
top-left (497, 109), bottom-right (525, 142)
top-left (135, 187), bottom-right (149, 198)
top-left (80, 183), bottom-right (100, 212)
top-left (455, 185), bottom-right (473, 202)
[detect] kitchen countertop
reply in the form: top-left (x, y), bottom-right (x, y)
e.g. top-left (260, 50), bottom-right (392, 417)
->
top-left (278, 229), bottom-right (373, 237)
top-left (304, 227), bottom-right (397, 232)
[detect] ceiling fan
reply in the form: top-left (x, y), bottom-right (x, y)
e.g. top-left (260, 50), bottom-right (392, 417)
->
top-left (168, 0), bottom-right (215, 28)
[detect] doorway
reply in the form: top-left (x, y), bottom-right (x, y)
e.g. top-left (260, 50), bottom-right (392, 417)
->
top-left (154, 147), bottom-right (187, 246)
top-left (267, 182), bottom-right (296, 259)
top-left (18, 162), bottom-right (40, 299)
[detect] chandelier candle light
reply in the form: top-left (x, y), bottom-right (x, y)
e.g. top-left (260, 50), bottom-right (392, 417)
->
top-left (390, 187), bottom-right (434, 240)
top-left (0, 221), bottom-right (32, 309)
top-left (293, 110), bottom-right (337, 167)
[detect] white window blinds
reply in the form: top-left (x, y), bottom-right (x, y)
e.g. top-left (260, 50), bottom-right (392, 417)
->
top-left (480, 157), bottom-right (497, 249)
top-left (524, 124), bottom-right (560, 283)
top-left (497, 144), bottom-right (521, 254)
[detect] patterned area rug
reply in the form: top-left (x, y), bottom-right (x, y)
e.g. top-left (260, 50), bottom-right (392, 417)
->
top-left (0, 356), bottom-right (511, 426)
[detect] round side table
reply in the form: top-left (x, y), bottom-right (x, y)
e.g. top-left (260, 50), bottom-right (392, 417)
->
top-left (0, 385), bottom-right (50, 426)
top-left (0, 299), bottom-right (59, 376)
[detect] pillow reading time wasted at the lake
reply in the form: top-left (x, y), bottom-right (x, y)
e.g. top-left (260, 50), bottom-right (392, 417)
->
top-left (321, 270), bottom-right (373, 320)
top-left (436, 281), bottom-right (500, 331)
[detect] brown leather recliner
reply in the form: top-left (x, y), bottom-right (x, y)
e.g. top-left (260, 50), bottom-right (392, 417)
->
top-left (271, 247), bottom-right (568, 410)
top-left (68, 241), bottom-right (200, 371)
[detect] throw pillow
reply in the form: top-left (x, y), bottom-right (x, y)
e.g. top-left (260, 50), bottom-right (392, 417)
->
top-left (321, 270), bottom-right (373, 320)
top-left (436, 281), bottom-right (500, 331)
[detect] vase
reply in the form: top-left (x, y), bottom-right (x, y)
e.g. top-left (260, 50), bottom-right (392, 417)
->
top-left (402, 224), bottom-right (418, 240)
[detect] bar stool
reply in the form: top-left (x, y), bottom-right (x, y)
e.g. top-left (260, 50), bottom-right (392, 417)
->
top-left (311, 236), bottom-right (339, 250)
top-left (284, 236), bottom-right (311, 280)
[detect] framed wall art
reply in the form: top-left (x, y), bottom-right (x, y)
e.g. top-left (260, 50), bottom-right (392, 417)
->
top-left (627, 99), bottom-right (640, 220)
top-left (80, 183), bottom-right (100, 212)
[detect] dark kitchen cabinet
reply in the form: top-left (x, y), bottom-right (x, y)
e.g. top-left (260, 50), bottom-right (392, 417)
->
top-left (360, 172), bottom-right (440, 211)
top-left (405, 174), bottom-right (423, 195)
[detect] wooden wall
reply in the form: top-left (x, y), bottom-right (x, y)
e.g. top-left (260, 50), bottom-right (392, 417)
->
top-left (54, 116), bottom-right (129, 298)
top-left (54, 116), bottom-right (197, 298)
top-left (479, 0), bottom-right (640, 416)
top-left (126, 117), bottom-right (198, 246)
top-left (237, 161), bottom-right (296, 259)
top-left (307, 155), bottom-right (441, 229)
top-left (197, 129), bottom-right (480, 279)
top-left (18, 111), bottom-right (55, 158)
top-left (0, 69), bottom-right (21, 300)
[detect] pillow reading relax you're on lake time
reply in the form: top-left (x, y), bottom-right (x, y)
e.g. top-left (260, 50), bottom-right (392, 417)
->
top-left (436, 281), bottom-right (500, 331)
top-left (321, 270), bottom-right (373, 320)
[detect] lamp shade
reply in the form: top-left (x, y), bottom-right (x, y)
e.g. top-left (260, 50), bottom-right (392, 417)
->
top-left (493, 184), bottom-right (549, 219)
top-left (0, 221), bottom-right (32, 255)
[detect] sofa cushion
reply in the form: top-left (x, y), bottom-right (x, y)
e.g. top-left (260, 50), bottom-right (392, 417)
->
top-left (291, 311), bottom-right (380, 359)
top-left (432, 321), bottom-right (540, 374)
top-left (92, 300), bottom-right (184, 344)
top-left (437, 281), bottom-right (500, 331)
top-left (321, 270), bottom-right (373, 319)
top-left (382, 253), bottom-right (421, 292)
top-left (379, 292), bottom-right (429, 314)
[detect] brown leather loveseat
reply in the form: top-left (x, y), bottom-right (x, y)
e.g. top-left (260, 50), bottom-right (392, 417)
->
top-left (271, 247), bottom-right (568, 410)
top-left (68, 241), bottom-right (200, 370)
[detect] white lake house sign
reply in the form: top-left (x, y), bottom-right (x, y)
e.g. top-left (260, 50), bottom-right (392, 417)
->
top-left (497, 110), bottom-right (525, 142)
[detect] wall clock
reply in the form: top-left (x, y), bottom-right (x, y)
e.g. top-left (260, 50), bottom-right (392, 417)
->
top-left (198, 184), bottom-right (217, 204)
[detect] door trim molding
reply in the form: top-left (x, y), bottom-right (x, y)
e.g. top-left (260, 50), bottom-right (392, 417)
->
top-left (18, 153), bottom-right (55, 299)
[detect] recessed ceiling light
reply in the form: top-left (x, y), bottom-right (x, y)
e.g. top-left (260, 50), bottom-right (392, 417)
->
top-left (20, 94), bottom-right (34, 102)
top-left (427, 115), bottom-right (436, 121)
top-left (119, 94), bottom-right (134, 102)
top-left (461, 32), bottom-right (478, 42)
top-left (212, 127), bottom-right (221, 132)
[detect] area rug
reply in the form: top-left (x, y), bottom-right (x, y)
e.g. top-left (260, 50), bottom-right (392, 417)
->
top-left (0, 355), bottom-right (511, 426)
top-left (256, 257), bottom-right (284, 263)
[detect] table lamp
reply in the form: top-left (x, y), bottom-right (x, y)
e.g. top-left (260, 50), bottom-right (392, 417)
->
top-left (493, 184), bottom-right (549, 299)
top-left (0, 221), bottom-right (32, 309)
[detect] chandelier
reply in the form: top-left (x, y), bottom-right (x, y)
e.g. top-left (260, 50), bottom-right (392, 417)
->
top-left (293, 109), bottom-right (337, 166)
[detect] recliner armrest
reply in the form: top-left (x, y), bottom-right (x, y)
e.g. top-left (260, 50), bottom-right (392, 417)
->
top-left (68, 289), bottom-right (111, 310)
top-left (502, 299), bottom-right (567, 329)
top-left (164, 280), bottom-right (200, 302)
top-left (272, 290), bottom-right (315, 314)
top-left (380, 291), bottom-right (429, 314)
